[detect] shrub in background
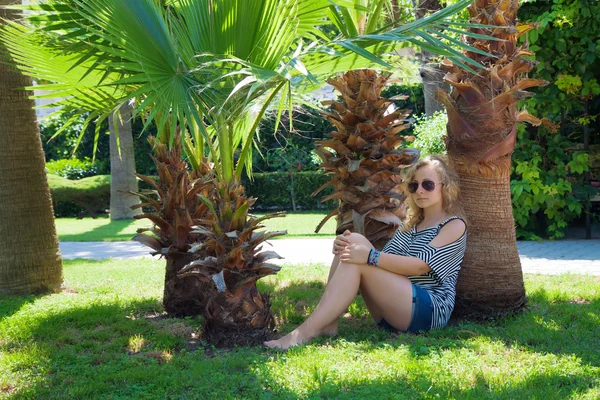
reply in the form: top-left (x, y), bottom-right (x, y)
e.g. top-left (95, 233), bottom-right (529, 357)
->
top-left (242, 171), bottom-right (336, 210)
top-left (511, 125), bottom-right (594, 239)
top-left (48, 174), bottom-right (110, 218)
top-left (46, 158), bottom-right (100, 180)
top-left (410, 111), bottom-right (447, 156)
top-left (40, 110), bottom-right (157, 176)
top-left (512, 0), bottom-right (600, 238)
top-left (381, 82), bottom-right (425, 116)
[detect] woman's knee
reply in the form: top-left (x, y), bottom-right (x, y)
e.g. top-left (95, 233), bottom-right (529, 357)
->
top-left (346, 233), bottom-right (374, 248)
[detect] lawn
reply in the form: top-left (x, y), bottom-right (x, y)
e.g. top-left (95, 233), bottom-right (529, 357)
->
top-left (1, 260), bottom-right (598, 399)
top-left (55, 211), bottom-right (336, 242)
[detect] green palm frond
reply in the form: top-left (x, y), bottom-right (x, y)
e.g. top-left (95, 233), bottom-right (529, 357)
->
top-left (2, 0), bottom-right (500, 183)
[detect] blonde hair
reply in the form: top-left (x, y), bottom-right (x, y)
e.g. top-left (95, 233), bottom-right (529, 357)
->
top-left (401, 155), bottom-right (465, 231)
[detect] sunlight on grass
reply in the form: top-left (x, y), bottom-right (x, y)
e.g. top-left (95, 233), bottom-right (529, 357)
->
top-left (55, 217), bottom-right (150, 242)
top-left (1, 260), bottom-right (598, 399)
top-left (55, 211), bottom-right (337, 242)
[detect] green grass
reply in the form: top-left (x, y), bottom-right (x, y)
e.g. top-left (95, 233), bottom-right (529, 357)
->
top-left (1, 260), bottom-right (599, 399)
top-left (55, 211), bottom-right (337, 242)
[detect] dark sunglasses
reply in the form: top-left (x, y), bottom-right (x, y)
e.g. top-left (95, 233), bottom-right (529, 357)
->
top-left (407, 180), bottom-right (441, 193)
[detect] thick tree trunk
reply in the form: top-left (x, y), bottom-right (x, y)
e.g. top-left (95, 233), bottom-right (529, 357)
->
top-left (0, 0), bottom-right (63, 295)
top-left (203, 283), bottom-right (275, 347)
top-left (163, 250), bottom-right (216, 317)
top-left (108, 104), bottom-right (141, 220)
top-left (420, 63), bottom-right (448, 117)
top-left (452, 159), bottom-right (526, 317)
top-left (435, 0), bottom-right (544, 317)
top-left (414, 0), bottom-right (448, 117)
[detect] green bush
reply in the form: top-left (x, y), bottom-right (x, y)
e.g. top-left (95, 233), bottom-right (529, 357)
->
top-left (243, 171), bottom-right (337, 210)
top-left (410, 111), bottom-right (447, 157)
top-left (381, 82), bottom-right (425, 116)
top-left (46, 158), bottom-right (100, 180)
top-left (40, 110), bottom-right (158, 176)
top-left (48, 174), bottom-right (110, 218)
top-left (252, 107), bottom-right (333, 173)
top-left (512, 0), bottom-right (600, 238)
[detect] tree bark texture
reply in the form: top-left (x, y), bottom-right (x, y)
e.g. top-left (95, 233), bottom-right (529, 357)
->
top-left (414, 0), bottom-right (448, 117)
top-left (0, 0), bottom-right (63, 295)
top-left (451, 159), bottom-right (526, 317)
top-left (108, 104), bottom-right (141, 220)
top-left (163, 249), bottom-right (216, 317)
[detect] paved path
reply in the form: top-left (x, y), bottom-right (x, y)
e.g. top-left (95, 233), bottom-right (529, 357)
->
top-left (60, 238), bottom-right (600, 275)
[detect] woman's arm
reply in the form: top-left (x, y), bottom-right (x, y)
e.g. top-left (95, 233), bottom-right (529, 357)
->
top-left (339, 219), bottom-right (467, 276)
top-left (340, 245), bottom-right (430, 276)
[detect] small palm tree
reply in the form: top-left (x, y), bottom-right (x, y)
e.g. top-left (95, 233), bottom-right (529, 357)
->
top-left (314, 69), bottom-right (420, 250)
top-left (436, 0), bottom-right (547, 317)
top-left (3, 0), bottom-right (496, 344)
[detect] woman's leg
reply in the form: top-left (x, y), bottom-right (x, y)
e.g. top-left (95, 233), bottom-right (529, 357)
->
top-left (323, 233), bottom-right (375, 335)
top-left (264, 262), bottom-right (412, 350)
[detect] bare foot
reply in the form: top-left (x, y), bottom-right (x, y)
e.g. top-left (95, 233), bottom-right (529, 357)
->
top-left (264, 329), bottom-right (310, 350)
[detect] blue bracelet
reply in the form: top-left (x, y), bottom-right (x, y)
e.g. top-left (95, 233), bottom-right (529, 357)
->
top-left (368, 249), bottom-right (381, 266)
top-left (373, 250), bottom-right (381, 267)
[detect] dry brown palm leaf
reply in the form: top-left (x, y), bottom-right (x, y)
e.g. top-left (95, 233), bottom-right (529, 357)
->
top-left (314, 69), bottom-right (419, 249)
top-left (437, 0), bottom-right (549, 317)
top-left (176, 179), bottom-right (286, 347)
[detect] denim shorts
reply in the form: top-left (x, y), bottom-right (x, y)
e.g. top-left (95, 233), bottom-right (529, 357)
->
top-left (377, 284), bottom-right (433, 333)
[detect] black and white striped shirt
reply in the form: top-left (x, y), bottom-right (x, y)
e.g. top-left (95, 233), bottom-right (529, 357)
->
top-left (382, 216), bottom-right (467, 329)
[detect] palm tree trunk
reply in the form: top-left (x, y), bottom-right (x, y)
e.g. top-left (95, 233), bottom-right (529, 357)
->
top-left (163, 250), bottom-right (215, 317)
top-left (452, 160), bottom-right (526, 316)
top-left (414, 0), bottom-right (448, 117)
top-left (436, 0), bottom-right (547, 317)
top-left (109, 104), bottom-right (141, 220)
top-left (203, 283), bottom-right (275, 347)
top-left (0, 0), bottom-right (62, 295)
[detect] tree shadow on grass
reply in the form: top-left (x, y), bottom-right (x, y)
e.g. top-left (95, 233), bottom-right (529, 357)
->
top-left (58, 218), bottom-right (140, 242)
top-left (4, 278), bottom-right (598, 399)
top-left (3, 297), bottom-right (285, 399)
top-left (255, 370), bottom-right (596, 399)
top-left (0, 294), bottom-right (38, 320)
top-left (260, 278), bottom-right (600, 369)
top-left (255, 280), bottom-right (598, 399)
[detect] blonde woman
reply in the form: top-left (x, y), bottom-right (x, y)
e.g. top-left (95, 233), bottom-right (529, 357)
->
top-left (265, 155), bottom-right (467, 350)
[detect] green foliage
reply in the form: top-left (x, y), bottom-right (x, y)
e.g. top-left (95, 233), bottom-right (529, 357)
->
top-left (511, 126), bottom-right (597, 240)
top-left (39, 111), bottom-right (96, 161)
top-left (253, 107), bottom-right (333, 173)
top-left (519, 0), bottom-right (600, 128)
top-left (45, 158), bottom-right (99, 180)
top-left (381, 82), bottom-right (425, 116)
top-left (47, 174), bottom-right (110, 218)
top-left (242, 171), bottom-right (336, 210)
top-left (410, 111), bottom-right (447, 156)
top-left (40, 110), bottom-right (157, 176)
top-left (513, 0), bottom-right (600, 238)
top-left (48, 171), bottom-right (334, 216)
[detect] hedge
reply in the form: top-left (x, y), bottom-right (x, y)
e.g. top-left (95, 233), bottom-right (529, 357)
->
top-left (48, 174), bottom-right (110, 218)
top-left (48, 171), bottom-right (338, 217)
top-left (242, 171), bottom-right (337, 210)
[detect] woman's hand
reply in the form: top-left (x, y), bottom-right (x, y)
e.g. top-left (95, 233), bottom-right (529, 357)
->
top-left (332, 230), bottom-right (352, 255)
top-left (340, 243), bottom-right (371, 265)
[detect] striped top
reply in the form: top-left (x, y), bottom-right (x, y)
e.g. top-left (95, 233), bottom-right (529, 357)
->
top-left (382, 216), bottom-right (467, 329)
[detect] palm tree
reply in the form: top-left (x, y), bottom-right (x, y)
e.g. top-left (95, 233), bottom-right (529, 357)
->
top-left (0, 0), bottom-right (62, 295)
top-left (436, 0), bottom-right (547, 317)
top-left (2, 0), bottom-right (494, 344)
top-left (313, 69), bottom-right (420, 250)
top-left (108, 104), bottom-right (141, 220)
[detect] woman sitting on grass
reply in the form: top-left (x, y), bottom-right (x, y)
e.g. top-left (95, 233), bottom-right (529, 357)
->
top-left (265, 155), bottom-right (467, 350)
